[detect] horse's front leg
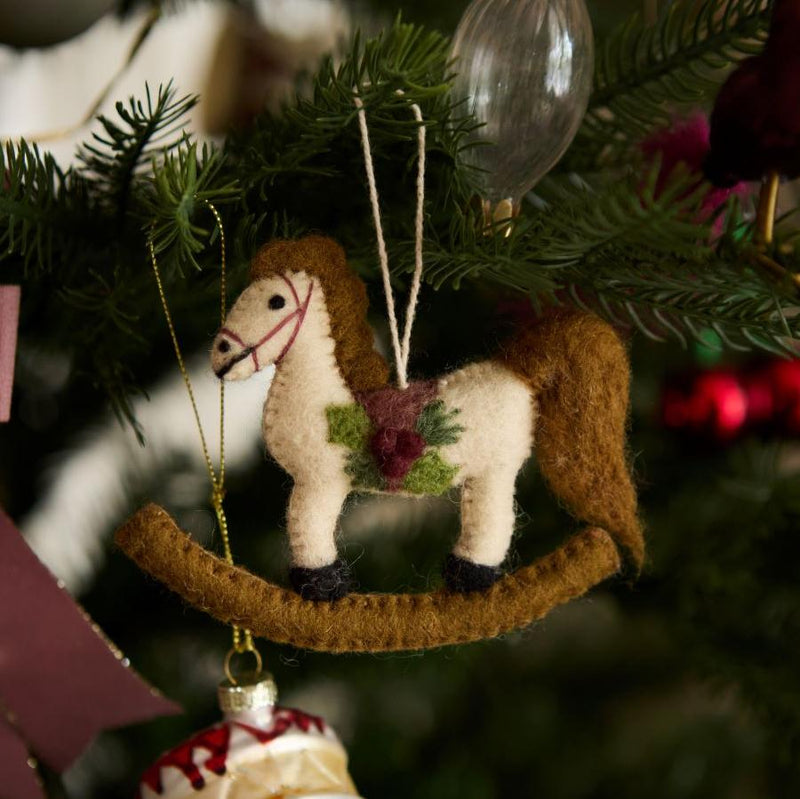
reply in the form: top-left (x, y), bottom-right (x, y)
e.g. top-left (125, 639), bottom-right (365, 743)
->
top-left (445, 470), bottom-right (517, 593)
top-left (286, 475), bottom-right (352, 601)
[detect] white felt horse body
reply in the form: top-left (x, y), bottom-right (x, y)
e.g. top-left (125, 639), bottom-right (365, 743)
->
top-left (212, 236), bottom-right (643, 600)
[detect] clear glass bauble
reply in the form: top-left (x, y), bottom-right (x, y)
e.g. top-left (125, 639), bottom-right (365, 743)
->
top-left (450, 0), bottom-right (594, 211)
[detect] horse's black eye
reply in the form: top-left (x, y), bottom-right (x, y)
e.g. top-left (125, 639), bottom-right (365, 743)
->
top-left (268, 294), bottom-right (286, 310)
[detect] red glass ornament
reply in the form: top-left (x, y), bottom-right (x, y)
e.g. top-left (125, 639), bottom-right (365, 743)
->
top-left (663, 359), bottom-right (800, 442)
top-left (663, 371), bottom-right (748, 441)
top-left (761, 359), bottom-right (800, 434)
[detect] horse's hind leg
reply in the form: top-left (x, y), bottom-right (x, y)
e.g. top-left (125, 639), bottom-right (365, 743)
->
top-left (446, 470), bottom-right (517, 592)
top-left (287, 476), bottom-right (352, 601)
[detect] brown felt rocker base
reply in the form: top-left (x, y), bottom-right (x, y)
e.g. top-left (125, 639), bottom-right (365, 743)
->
top-left (116, 503), bottom-right (622, 654)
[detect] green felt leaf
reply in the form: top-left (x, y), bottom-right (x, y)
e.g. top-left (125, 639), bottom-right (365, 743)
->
top-left (416, 400), bottom-right (464, 447)
top-left (345, 450), bottom-right (385, 492)
top-left (327, 403), bottom-right (372, 450)
top-left (403, 451), bottom-right (459, 496)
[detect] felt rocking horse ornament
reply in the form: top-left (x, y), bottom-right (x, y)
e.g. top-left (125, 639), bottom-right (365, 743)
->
top-left (209, 235), bottom-right (643, 602)
top-left (116, 98), bottom-right (644, 653)
top-left (117, 235), bottom-right (643, 647)
top-left (117, 232), bottom-right (643, 651)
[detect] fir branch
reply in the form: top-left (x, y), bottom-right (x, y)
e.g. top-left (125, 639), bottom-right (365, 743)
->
top-left (3, 85), bottom-right (234, 427)
top-left (78, 81), bottom-right (198, 218)
top-left (416, 169), bottom-right (708, 290)
top-left (227, 16), bottom-right (477, 247)
top-left (142, 141), bottom-right (239, 272)
top-left (567, 0), bottom-right (772, 170)
top-left (416, 171), bottom-right (800, 356)
top-left (0, 140), bottom-right (93, 274)
top-left (6, 16), bottom-right (800, 432)
top-left (561, 256), bottom-right (799, 355)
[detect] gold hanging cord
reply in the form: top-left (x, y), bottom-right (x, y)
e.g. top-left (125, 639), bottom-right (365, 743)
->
top-left (750, 170), bottom-right (800, 292)
top-left (147, 201), bottom-right (257, 668)
top-left (14, 5), bottom-right (162, 144)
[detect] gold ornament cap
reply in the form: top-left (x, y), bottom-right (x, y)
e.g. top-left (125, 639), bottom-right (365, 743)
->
top-left (218, 671), bottom-right (278, 715)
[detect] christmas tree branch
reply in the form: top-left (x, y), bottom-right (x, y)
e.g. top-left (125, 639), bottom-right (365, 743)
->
top-left (225, 17), bottom-right (476, 249)
top-left (1, 85), bottom-right (229, 428)
top-left (415, 171), bottom-right (800, 354)
top-left (3, 14), bottom-right (799, 432)
top-left (78, 82), bottom-right (197, 219)
top-left (566, 0), bottom-right (772, 171)
top-left (142, 142), bottom-right (239, 273)
top-left (0, 140), bottom-right (94, 274)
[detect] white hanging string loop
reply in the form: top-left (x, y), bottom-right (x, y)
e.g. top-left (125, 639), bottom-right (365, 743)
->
top-left (400, 100), bottom-right (426, 380)
top-left (354, 92), bottom-right (404, 386)
top-left (354, 88), bottom-right (426, 390)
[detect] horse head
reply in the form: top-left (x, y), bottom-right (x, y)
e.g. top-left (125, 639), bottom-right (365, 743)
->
top-left (211, 269), bottom-right (314, 380)
top-left (211, 236), bottom-right (390, 389)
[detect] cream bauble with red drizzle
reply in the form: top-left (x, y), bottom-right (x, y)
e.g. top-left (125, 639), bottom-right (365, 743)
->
top-left (138, 671), bottom-right (361, 798)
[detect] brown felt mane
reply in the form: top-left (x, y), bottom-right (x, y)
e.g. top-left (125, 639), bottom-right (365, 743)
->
top-left (249, 236), bottom-right (390, 392)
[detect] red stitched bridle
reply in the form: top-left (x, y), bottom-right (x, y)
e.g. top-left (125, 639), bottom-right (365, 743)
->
top-left (216, 275), bottom-right (313, 377)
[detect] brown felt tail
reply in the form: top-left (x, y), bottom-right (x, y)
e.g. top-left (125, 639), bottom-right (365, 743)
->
top-left (496, 308), bottom-right (645, 574)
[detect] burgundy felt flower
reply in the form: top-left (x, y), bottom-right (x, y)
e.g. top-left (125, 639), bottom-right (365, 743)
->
top-left (370, 426), bottom-right (426, 481)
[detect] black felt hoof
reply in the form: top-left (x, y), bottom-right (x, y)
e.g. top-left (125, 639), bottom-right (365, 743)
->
top-left (289, 559), bottom-right (353, 601)
top-left (443, 554), bottom-right (502, 593)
